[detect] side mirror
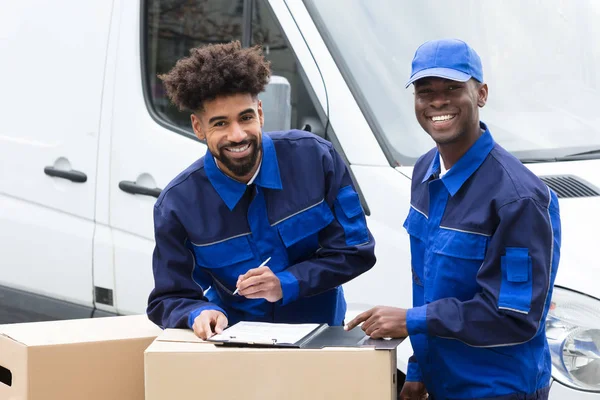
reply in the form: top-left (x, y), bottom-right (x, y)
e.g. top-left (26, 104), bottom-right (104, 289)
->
top-left (299, 116), bottom-right (325, 138)
top-left (260, 75), bottom-right (291, 132)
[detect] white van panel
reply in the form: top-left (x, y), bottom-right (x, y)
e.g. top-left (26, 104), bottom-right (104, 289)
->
top-left (0, 0), bottom-right (112, 220)
top-left (107, 0), bottom-right (207, 314)
top-left (343, 165), bottom-right (413, 310)
top-left (92, 224), bottom-right (117, 313)
top-left (112, 229), bottom-right (155, 314)
top-left (279, 0), bottom-right (389, 167)
top-left (0, 195), bottom-right (94, 306)
top-left (0, 0), bottom-right (114, 305)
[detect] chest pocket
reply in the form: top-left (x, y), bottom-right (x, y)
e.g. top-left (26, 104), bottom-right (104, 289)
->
top-left (276, 200), bottom-right (334, 263)
top-left (191, 234), bottom-right (255, 269)
top-left (429, 228), bottom-right (489, 301)
top-left (404, 207), bottom-right (428, 242)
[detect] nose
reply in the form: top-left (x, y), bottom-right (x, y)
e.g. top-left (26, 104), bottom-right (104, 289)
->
top-left (430, 91), bottom-right (450, 109)
top-left (227, 122), bottom-right (248, 143)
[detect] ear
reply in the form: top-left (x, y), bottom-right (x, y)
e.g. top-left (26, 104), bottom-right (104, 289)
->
top-left (191, 113), bottom-right (206, 141)
top-left (477, 83), bottom-right (488, 108)
top-left (257, 99), bottom-right (264, 128)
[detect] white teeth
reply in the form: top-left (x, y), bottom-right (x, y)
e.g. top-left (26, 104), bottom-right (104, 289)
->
top-left (431, 115), bottom-right (455, 122)
top-left (227, 144), bottom-right (250, 153)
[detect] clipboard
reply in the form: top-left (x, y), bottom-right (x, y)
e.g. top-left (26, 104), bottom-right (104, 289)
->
top-left (207, 321), bottom-right (403, 350)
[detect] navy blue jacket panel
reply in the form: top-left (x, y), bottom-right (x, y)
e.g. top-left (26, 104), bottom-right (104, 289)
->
top-left (147, 130), bottom-right (376, 329)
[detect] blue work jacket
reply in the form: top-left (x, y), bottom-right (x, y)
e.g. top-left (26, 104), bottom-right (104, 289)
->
top-left (147, 130), bottom-right (375, 329)
top-left (404, 123), bottom-right (561, 400)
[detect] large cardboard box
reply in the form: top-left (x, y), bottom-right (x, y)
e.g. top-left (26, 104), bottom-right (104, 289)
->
top-left (145, 329), bottom-right (398, 400)
top-left (0, 314), bottom-right (162, 400)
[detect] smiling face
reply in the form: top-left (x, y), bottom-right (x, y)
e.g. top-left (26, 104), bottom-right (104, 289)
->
top-left (191, 93), bottom-right (264, 182)
top-left (414, 77), bottom-right (488, 145)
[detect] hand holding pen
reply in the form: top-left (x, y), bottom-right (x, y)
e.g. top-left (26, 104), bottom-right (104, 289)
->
top-left (233, 257), bottom-right (283, 302)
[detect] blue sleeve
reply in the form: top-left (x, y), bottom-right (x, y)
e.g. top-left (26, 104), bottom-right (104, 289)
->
top-left (276, 146), bottom-right (376, 304)
top-left (406, 355), bottom-right (423, 382)
top-left (146, 205), bottom-right (226, 329)
top-left (406, 237), bottom-right (425, 383)
top-left (407, 195), bottom-right (561, 346)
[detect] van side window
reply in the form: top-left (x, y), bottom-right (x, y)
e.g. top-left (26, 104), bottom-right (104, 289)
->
top-left (144, 0), bottom-right (326, 138)
top-left (251, 0), bottom-right (325, 137)
top-left (145, 0), bottom-right (244, 130)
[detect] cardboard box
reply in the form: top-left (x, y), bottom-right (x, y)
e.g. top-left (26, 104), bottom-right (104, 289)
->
top-left (0, 314), bottom-right (162, 400)
top-left (145, 329), bottom-right (397, 400)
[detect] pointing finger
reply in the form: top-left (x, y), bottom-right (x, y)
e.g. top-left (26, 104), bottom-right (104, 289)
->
top-left (344, 309), bottom-right (373, 331)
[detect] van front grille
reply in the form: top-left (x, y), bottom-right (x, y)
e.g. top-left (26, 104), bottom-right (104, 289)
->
top-left (539, 175), bottom-right (600, 198)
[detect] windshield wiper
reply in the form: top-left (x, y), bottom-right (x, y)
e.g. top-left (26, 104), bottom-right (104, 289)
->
top-left (562, 148), bottom-right (600, 158)
top-left (521, 149), bottom-right (600, 163)
top-left (519, 157), bottom-right (559, 164)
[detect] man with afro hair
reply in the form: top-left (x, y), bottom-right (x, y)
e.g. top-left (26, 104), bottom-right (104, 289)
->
top-left (147, 41), bottom-right (376, 339)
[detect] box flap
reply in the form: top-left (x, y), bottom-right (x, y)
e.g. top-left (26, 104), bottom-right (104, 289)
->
top-left (155, 328), bottom-right (403, 350)
top-left (28, 334), bottom-right (155, 400)
top-left (361, 337), bottom-right (404, 350)
top-left (147, 330), bottom-right (297, 354)
top-left (0, 315), bottom-right (161, 346)
top-left (0, 332), bottom-right (27, 346)
top-left (156, 329), bottom-right (207, 344)
top-left (146, 329), bottom-right (399, 356)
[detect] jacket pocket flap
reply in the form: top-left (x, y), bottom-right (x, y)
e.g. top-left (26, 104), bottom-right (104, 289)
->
top-left (336, 186), bottom-right (363, 218)
top-left (431, 228), bottom-right (488, 260)
top-left (504, 248), bottom-right (530, 282)
top-left (191, 234), bottom-right (254, 269)
top-left (498, 247), bottom-right (532, 313)
top-left (276, 200), bottom-right (334, 247)
top-left (403, 207), bottom-right (428, 242)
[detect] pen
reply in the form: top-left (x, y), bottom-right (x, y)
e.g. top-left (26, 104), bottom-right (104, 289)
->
top-left (233, 256), bottom-right (272, 295)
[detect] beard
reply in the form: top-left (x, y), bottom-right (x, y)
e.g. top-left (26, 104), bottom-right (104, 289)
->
top-left (213, 138), bottom-right (261, 178)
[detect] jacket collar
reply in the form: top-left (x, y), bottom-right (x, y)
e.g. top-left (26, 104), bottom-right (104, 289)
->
top-left (205, 133), bottom-right (282, 210)
top-left (422, 122), bottom-right (494, 196)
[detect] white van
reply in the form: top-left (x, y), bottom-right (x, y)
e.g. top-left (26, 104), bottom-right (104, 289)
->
top-left (1, 0), bottom-right (599, 397)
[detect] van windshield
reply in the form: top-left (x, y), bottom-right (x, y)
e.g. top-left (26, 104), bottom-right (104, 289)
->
top-left (303, 0), bottom-right (600, 166)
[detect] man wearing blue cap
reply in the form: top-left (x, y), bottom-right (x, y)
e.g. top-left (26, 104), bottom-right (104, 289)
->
top-left (346, 39), bottom-right (561, 400)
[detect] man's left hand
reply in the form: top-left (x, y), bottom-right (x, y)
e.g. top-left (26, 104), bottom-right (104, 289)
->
top-left (236, 266), bottom-right (283, 302)
top-left (344, 306), bottom-right (408, 339)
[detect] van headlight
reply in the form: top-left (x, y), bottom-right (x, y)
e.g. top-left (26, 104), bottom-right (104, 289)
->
top-left (546, 287), bottom-right (600, 392)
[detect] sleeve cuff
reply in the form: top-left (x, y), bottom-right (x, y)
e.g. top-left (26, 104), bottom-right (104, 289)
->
top-left (188, 304), bottom-right (227, 329)
top-left (406, 305), bottom-right (428, 335)
top-left (276, 270), bottom-right (300, 306)
top-left (406, 358), bottom-right (423, 382)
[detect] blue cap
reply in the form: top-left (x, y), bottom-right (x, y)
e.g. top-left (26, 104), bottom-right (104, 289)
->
top-left (405, 39), bottom-right (483, 88)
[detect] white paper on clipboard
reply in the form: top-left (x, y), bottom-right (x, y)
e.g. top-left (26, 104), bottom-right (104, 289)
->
top-left (209, 321), bottom-right (320, 345)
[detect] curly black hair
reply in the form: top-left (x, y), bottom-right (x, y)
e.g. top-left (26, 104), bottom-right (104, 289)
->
top-left (158, 41), bottom-right (272, 112)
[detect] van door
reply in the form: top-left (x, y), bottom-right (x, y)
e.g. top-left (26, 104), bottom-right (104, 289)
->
top-left (109, 0), bottom-right (327, 315)
top-left (0, 1), bottom-right (113, 308)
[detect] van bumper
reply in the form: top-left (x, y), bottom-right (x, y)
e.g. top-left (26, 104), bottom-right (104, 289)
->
top-left (549, 379), bottom-right (600, 399)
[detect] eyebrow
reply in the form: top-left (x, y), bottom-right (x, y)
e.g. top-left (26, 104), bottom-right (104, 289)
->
top-left (208, 108), bottom-right (256, 125)
top-left (208, 115), bottom-right (227, 125)
top-left (238, 108), bottom-right (256, 117)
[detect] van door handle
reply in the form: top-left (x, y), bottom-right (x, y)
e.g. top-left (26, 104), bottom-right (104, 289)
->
top-left (118, 180), bottom-right (162, 198)
top-left (44, 166), bottom-right (87, 183)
